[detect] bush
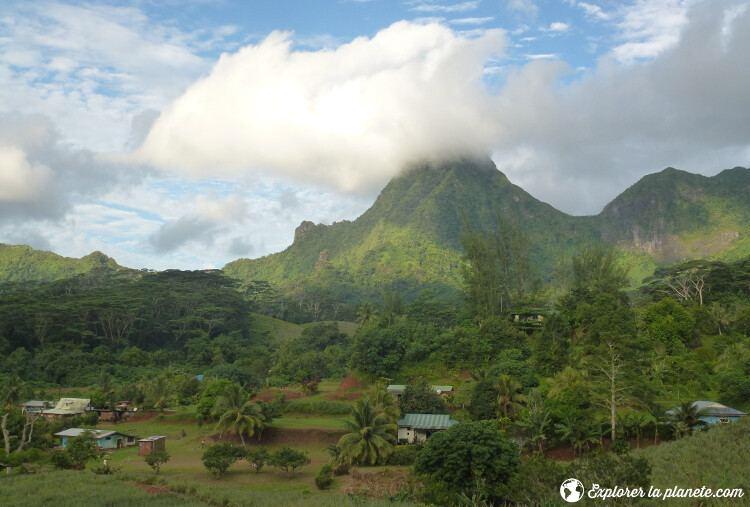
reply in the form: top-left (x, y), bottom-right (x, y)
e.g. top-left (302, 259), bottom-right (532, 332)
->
top-left (246, 448), bottom-right (268, 473)
top-left (144, 450), bottom-right (170, 474)
top-left (386, 445), bottom-right (421, 466)
top-left (314, 464), bottom-right (334, 490)
top-left (201, 442), bottom-right (246, 477)
top-left (268, 447), bottom-right (311, 476)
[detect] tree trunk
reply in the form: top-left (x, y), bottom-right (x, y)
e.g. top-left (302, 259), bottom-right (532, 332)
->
top-left (1, 413), bottom-right (11, 454)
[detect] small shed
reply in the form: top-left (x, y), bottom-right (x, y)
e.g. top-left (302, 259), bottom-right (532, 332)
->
top-left (397, 413), bottom-right (459, 444)
top-left (387, 385), bottom-right (454, 401)
top-left (55, 428), bottom-right (137, 449)
top-left (139, 435), bottom-right (166, 456)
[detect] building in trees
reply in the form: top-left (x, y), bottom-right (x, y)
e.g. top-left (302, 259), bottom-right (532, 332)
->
top-left (397, 413), bottom-right (459, 444)
top-left (42, 398), bottom-right (93, 422)
top-left (666, 401), bottom-right (746, 425)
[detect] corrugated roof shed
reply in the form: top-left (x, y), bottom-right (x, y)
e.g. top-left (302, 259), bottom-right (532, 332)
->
top-left (692, 401), bottom-right (747, 417)
top-left (397, 413), bottom-right (459, 430)
top-left (387, 385), bottom-right (406, 393)
top-left (432, 386), bottom-right (453, 393)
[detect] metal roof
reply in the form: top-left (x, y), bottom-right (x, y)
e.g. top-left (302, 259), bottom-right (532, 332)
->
top-left (139, 435), bottom-right (166, 442)
top-left (44, 398), bottom-right (91, 415)
top-left (387, 385), bottom-right (406, 393)
top-left (397, 413), bottom-right (459, 430)
top-left (54, 428), bottom-right (133, 439)
top-left (666, 401), bottom-right (747, 417)
top-left (432, 386), bottom-right (453, 393)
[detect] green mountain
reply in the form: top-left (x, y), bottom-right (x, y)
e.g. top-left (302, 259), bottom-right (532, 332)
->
top-left (223, 158), bottom-right (750, 305)
top-left (0, 244), bottom-right (123, 283)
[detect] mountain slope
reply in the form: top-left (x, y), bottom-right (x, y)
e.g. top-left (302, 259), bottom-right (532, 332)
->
top-left (0, 244), bottom-right (123, 283)
top-left (224, 159), bottom-right (750, 304)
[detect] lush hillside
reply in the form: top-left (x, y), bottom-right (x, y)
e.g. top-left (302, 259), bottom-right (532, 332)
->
top-left (0, 244), bottom-right (123, 283)
top-left (224, 158), bottom-right (750, 309)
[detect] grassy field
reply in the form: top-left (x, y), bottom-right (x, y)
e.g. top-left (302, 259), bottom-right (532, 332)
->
top-left (251, 313), bottom-right (358, 342)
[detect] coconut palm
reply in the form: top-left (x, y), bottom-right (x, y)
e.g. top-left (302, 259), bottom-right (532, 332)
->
top-left (669, 401), bottom-right (707, 438)
top-left (212, 384), bottom-right (264, 446)
top-left (370, 385), bottom-right (400, 424)
top-left (144, 375), bottom-right (174, 412)
top-left (516, 390), bottom-right (551, 453)
top-left (555, 416), bottom-right (599, 456)
top-left (356, 303), bottom-right (378, 327)
top-left (494, 375), bottom-right (527, 420)
top-left (337, 397), bottom-right (397, 465)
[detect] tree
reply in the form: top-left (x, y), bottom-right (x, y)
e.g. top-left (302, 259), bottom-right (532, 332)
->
top-left (469, 379), bottom-right (497, 420)
top-left (398, 383), bottom-right (446, 415)
top-left (669, 401), bottom-right (707, 438)
top-left (494, 375), bottom-right (527, 420)
top-left (516, 390), bottom-right (551, 453)
top-left (201, 442), bottom-right (246, 477)
top-left (212, 383), bottom-right (264, 445)
top-left (268, 446), bottom-right (311, 476)
top-left (555, 416), bottom-right (598, 456)
top-left (414, 421), bottom-right (520, 503)
top-left (246, 448), bottom-right (268, 473)
top-left (571, 244), bottom-right (629, 298)
top-left (144, 450), bottom-right (170, 474)
top-left (337, 397), bottom-right (397, 465)
top-left (145, 375), bottom-right (175, 412)
top-left (65, 431), bottom-right (101, 470)
top-left (0, 375), bottom-right (22, 409)
top-left (356, 302), bottom-right (378, 327)
top-left (588, 342), bottom-right (631, 444)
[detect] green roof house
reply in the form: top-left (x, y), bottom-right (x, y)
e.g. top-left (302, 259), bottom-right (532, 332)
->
top-left (397, 413), bottom-right (459, 444)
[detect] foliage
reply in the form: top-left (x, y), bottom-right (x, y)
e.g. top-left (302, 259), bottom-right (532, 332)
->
top-left (397, 383), bottom-right (446, 415)
top-left (267, 446), bottom-right (311, 476)
top-left (144, 450), bottom-right (171, 474)
top-left (338, 397), bottom-right (397, 465)
top-left (246, 448), bottom-right (268, 473)
top-left (282, 399), bottom-right (353, 416)
top-left (469, 379), bottom-right (496, 420)
top-left (314, 464), bottom-right (335, 490)
top-left (51, 431), bottom-right (100, 470)
top-left (201, 442), bottom-right (246, 477)
top-left (212, 383), bottom-right (265, 445)
top-left (413, 421), bottom-right (520, 503)
top-left (385, 444), bottom-right (421, 466)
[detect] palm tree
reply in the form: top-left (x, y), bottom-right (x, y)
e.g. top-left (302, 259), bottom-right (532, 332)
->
top-left (370, 385), bottom-right (400, 424)
top-left (356, 303), bottom-right (378, 327)
top-left (145, 375), bottom-right (174, 412)
top-left (494, 375), bottom-right (527, 420)
top-left (669, 401), bottom-right (707, 438)
top-left (555, 416), bottom-right (598, 456)
top-left (337, 397), bottom-right (397, 465)
top-left (516, 391), bottom-right (551, 453)
top-left (212, 384), bottom-right (265, 446)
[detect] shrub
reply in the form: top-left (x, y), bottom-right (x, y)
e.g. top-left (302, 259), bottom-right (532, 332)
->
top-left (144, 450), bottom-right (171, 474)
top-left (314, 464), bottom-right (334, 490)
top-left (246, 448), bottom-right (268, 473)
top-left (385, 444), bottom-right (421, 466)
top-left (268, 447), bottom-right (311, 476)
top-left (201, 442), bottom-right (246, 477)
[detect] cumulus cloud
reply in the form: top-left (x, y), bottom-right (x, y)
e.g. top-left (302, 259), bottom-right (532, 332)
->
top-left (147, 194), bottom-right (248, 253)
top-left (137, 21), bottom-right (506, 193)
top-left (0, 112), bottom-right (145, 221)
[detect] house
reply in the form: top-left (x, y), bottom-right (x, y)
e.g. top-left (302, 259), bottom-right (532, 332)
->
top-left (21, 400), bottom-right (53, 414)
top-left (509, 311), bottom-right (546, 331)
top-left (55, 428), bottom-right (137, 449)
top-left (387, 385), bottom-right (454, 401)
top-left (42, 398), bottom-right (93, 421)
top-left (138, 435), bottom-right (166, 456)
top-left (397, 413), bottom-right (459, 444)
top-left (667, 401), bottom-right (747, 425)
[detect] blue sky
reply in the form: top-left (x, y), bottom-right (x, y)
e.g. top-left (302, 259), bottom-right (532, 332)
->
top-left (1, 0), bottom-right (749, 269)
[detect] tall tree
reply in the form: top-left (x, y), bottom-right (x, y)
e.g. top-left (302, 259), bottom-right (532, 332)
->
top-left (571, 244), bottom-right (629, 298)
top-left (337, 397), bottom-right (396, 465)
top-left (212, 383), bottom-right (264, 445)
top-left (494, 375), bottom-right (527, 420)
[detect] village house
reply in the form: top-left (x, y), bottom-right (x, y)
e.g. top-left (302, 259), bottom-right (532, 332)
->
top-left (386, 385), bottom-right (454, 401)
top-left (55, 428), bottom-right (137, 449)
top-left (667, 401), bottom-right (747, 425)
top-left (397, 413), bottom-right (459, 444)
top-left (20, 400), bottom-right (53, 414)
top-left (42, 398), bottom-right (93, 422)
top-left (138, 435), bottom-right (166, 456)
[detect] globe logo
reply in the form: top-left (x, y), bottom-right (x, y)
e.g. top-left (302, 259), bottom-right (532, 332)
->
top-left (560, 478), bottom-right (584, 502)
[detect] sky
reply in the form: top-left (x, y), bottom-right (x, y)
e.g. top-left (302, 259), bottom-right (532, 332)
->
top-left (1, 0), bottom-right (749, 270)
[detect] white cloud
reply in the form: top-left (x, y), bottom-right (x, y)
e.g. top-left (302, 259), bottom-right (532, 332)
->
top-left (507, 0), bottom-right (538, 17)
top-left (546, 22), bottom-right (571, 32)
top-left (450, 17), bottom-right (494, 25)
top-left (410, 1), bottom-right (481, 13)
top-left (0, 145), bottom-right (52, 202)
top-left (610, 0), bottom-right (691, 63)
top-left (138, 21), bottom-right (506, 194)
top-left (576, 2), bottom-right (612, 21)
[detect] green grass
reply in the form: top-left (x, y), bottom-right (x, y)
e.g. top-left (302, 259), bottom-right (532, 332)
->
top-left (251, 312), bottom-right (357, 342)
top-left (271, 415), bottom-right (346, 430)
